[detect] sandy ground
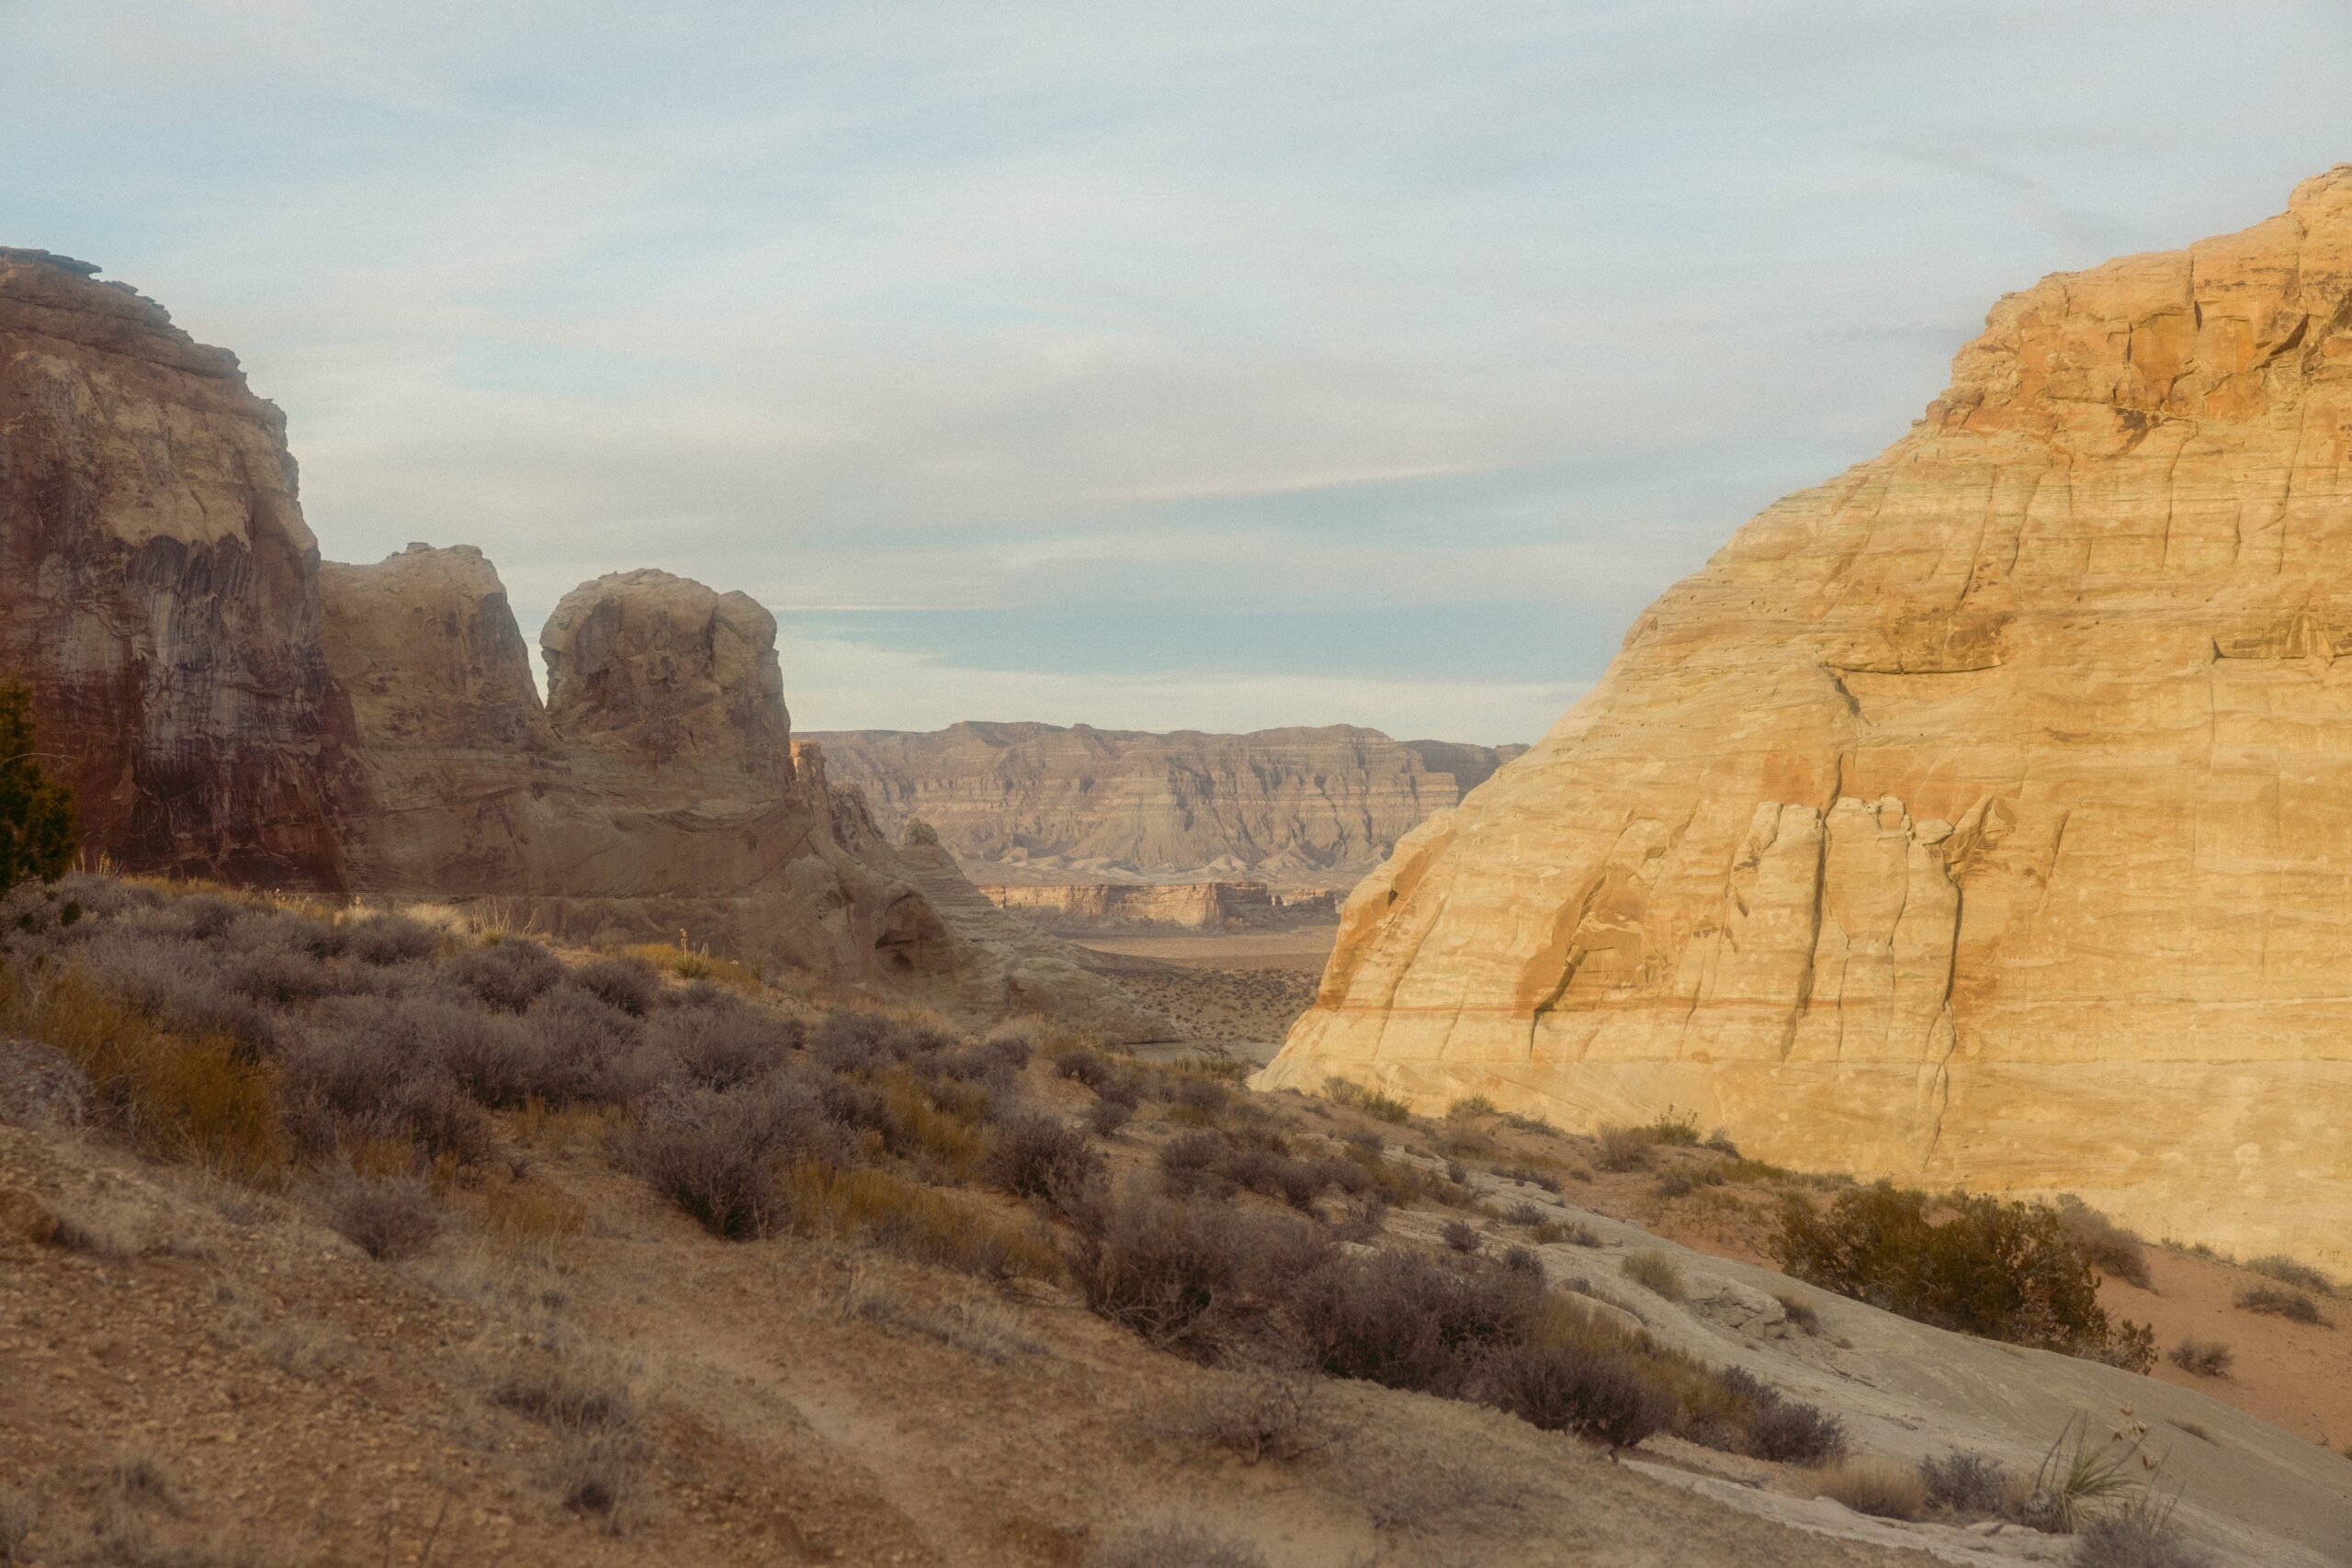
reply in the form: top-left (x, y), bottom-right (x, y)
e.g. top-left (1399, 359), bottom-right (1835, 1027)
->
top-left (0, 1091), bottom-right (1958, 1568)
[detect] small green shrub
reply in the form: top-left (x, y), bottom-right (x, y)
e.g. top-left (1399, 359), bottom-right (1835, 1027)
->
top-left (1445, 1095), bottom-right (1496, 1119)
top-left (0, 680), bottom-right (74, 896)
top-left (1775, 1181), bottom-right (2152, 1368)
top-left (1360, 1089), bottom-right (1411, 1124)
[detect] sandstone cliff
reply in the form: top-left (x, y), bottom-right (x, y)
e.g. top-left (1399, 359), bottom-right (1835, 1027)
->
top-left (0, 248), bottom-right (351, 887)
top-left (1261, 166), bottom-right (2352, 1269)
top-left (0, 252), bottom-right (1164, 1040)
top-left (805, 722), bottom-right (1525, 884)
top-left (318, 550), bottom-right (1172, 1038)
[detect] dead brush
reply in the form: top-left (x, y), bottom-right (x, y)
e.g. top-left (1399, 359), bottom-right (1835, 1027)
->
top-left (1, 966), bottom-right (287, 1181)
top-left (320, 1170), bottom-right (441, 1261)
top-left (487, 1349), bottom-right (645, 1526)
top-left (782, 1159), bottom-right (1059, 1280)
top-left (1817, 1459), bottom-right (1928, 1520)
top-left (1173, 1371), bottom-right (1345, 1464)
top-left (1593, 1124), bottom-right (1654, 1172)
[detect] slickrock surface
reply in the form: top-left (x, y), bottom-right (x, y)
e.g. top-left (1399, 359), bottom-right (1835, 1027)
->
top-left (0, 247), bottom-right (351, 886)
top-left (321, 550), bottom-right (1171, 1039)
top-left (806, 722), bottom-right (1525, 885)
top-left (1261, 166), bottom-right (2352, 1270)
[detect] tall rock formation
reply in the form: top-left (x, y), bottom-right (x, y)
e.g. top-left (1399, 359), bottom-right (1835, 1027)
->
top-left (1261, 166), bottom-right (2352, 1269)
top-left (806, 721), bottom-right (1525, 885)
top-left (0, 248), bottom-right (350, 887)
top-left (0, 254), bottom-right (1166, 1040)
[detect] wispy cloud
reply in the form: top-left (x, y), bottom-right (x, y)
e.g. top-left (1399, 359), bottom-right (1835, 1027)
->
top-left (6, 3), bottom-right (2351, 741)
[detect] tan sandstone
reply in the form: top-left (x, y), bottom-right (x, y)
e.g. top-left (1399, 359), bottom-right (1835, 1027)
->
top-left (807, 721), bottom-right (1524, 885)
top-left (1260, 166), bottom-right (2352, 1271)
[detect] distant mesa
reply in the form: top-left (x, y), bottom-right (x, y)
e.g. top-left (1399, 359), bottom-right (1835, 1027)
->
top-left (804, 721), bottom-right (1527, 889)
top-left (979, 880), bottom-right (1338, 935)
top-left (1260, 164), bottom-right (2352, 1270)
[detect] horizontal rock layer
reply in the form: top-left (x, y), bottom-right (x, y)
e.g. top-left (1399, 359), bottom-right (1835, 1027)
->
top-left (805, 722), bottom-right (1525, 885)
top-left (1260, 166), bottom-right (2352, 1269)
top-left (979, 880), bottom-right (1336, 932)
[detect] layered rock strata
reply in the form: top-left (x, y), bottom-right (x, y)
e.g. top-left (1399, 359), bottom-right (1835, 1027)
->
top-left (0, 248), bottom-right (351, 886)
top-left (1261, 166), bottom-right (2352, 1269)
top-left (806, 722), bottom-right (1525, 884)
top-left (0, 250), bottom-right (1164, 1038)
top-left (980, 880), bottom-right (1337, 932)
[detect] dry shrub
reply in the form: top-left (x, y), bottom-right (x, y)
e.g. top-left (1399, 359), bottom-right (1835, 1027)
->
top-left (1476, 1336), bottom-right (1676, 1450)
top-left (783, 1160), bottom-right (1059, 1280)
top-left (620, 1077), bottom-right (842, 1238)
top-left (624, 940), bottom-right (761, 990)
top-left (1088, 1096), bottom-right (1135, 1137)
top-left (3, 967), bottom-right (287, 1181)
top-left (1051, 1045), bottom-right (1113, 1088)
top-left (1818, 1459), bottom-right (1928, 1520)
top-left (1919, 1449), bottom-right (2009, 1515)
top-left (1064, 1194), bottom-right (1306, 1357)
top-left (1775, 1292), bottom-right (1821, 1335)
top-left (903, 1292), bottom-right (1041, 1363)
top-left (0, 1483), bottom-right (32, 1564)
top-left (2167, 1337), bottom-right (2232, 1378)
top-left (322, 1171), bottom-right (441, 1261)
top-left (1175, 1371), bottom-right (1342, 1464)
top-left (985, 1113), bottom-right (1103, 1213)
top-left (491, 1353), bottom-right (643, 1526)
top-left (1594, 1125), bottom-right (1654, 1172)
top-left (1532, 1218), bottom-right (1600, 1247)
top-left (2058, 1198), bottom-right (2152, 1290)
top-left (343, 912), bottom-right (437, 965)
top-left (1623, 1249), bottom-right (1684, 1301)
top-left (1090, 1519), bottom-right (1268, 1568)
top-left (1498, 1163), bottom-right (1563, 1194)
top-left (650, 997), bottom-right (803, 1091)
top-left (573, 955), bottom-right (659, 1017)
top-left (2236, 1283), bottom-right (2329, 1325)
top-left (2246, 1254), bottom-right (2335, 1296)
top-left (2072, 1495), bottom-right (2215, 1568)
top-left (1724, 1370), bottom-right (1846, 1463)
top-left (1445, 1095), bottom-right (1496, 1119)
top-left (445, 936), bottom-right (564, 1012)
top-left (1284, 1246), bottom-right (1538, 1393)
top-left (1359, 1089), bottom-right (1411, 1124)
top-left (31, 1194), bottom-right (137, 1258)
top-left (1645, 1108), bottom-right (1702, 1145)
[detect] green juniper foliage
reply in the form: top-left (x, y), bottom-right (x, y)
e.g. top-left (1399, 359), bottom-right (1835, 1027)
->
top-left (0, 681), bottom-right (74, 894)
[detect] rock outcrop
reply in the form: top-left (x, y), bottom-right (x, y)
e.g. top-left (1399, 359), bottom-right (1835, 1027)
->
top-left (0, 253), bottom-right (1164, 1039)
top-left (805, 722), bottom-right (1525, 885)
top-left (1261, 167), bottom-right (2352, 1269)
top-left (319, 550), bottom-right (1171, 1039)
top-left (0, 248), bottom-right (351, 887)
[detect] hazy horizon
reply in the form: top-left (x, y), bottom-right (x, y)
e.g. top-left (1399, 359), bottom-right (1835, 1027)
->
top-left (8, 4), bottom-right (2352, 745)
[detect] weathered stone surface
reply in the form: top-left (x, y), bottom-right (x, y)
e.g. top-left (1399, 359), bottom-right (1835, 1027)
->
top-left (319, 547), bottom-right (1170, 1039)
top-left (806, 722), bottom-right (1524, 885)
top-left (0, 248), bottom-right (350, 887)
top-left (1260, 166), bottom-right (2352, 1270)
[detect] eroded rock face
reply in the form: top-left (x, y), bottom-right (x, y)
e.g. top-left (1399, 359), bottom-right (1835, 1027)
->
top-left (805, 721), bottom-right (1525, 884)
top-left (318, 547), bottom-right (1170, 1039)
top-left (1260, 166), bottom-right (2352, 1269)
top-left (0, 248), bottom-right (350, 886)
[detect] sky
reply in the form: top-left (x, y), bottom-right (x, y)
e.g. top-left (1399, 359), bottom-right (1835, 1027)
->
top-left (6, 4), bottom-right (2352, 745)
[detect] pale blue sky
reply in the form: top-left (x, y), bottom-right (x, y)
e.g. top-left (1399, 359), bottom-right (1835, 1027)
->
top-left (6, 3), bottom-right (2350, 742)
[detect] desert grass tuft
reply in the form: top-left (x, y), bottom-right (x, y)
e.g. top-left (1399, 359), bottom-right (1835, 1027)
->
top-left (1818, 1459), bottom-right (1928, 1520)
top-left (1622, 1249), bottom-right (1684, 1301)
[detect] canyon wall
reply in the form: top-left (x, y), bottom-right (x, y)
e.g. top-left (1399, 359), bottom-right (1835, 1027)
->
top-left (0, 248), bottom-right (351, 888)
top-left (0, 251), bottom-right (1166, 1040)
top-left (1261, 166), bottom-right (2352, 1269)
top-left (805, 722), bottom-right (1525, 885)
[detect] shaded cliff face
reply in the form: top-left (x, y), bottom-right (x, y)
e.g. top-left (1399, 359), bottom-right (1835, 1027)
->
top-left (0, 248), bottom-right (349, 887)
top-left (804, 721), bottom-right (1526, 885)
top-left (318, 549), bottom-right (1171, 1040)
top-left (1261, 166), bottom-right (2352, 1269)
